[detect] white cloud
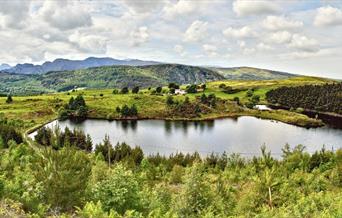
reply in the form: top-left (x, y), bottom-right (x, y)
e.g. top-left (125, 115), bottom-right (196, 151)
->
top-left (289, 34), bottom-right (319, 52)
top-left (69, 32), bottom-right (107, 53)
top-left (0, 1), bottom-right (341, 79)
top-left (238, 41), bottom-right (246, 48)
top-left (130, 26), bottom-right (149, 47)
top-left (314, 6), bottom-right (342, 27)
top-left (39, 1), bottom-right (92, 30)
top-left (257, 43), bottom-right (273, 51)
top-left (233, 0), bottom-right (279, 17)
top-left (121, 0), bottom-right (166, 14)
top-left (263, 16), bottom-right (303, 31)
top-left (163, 0), bottom-right (197, 18)
top-left (268, 31), bottom-right (292, 44)
top-left (243, 47), bottom-right (256, 55)
top-left (184, 20), bottom-right (208, 42)
top-left (174, 44), bottom-right (186, 56)
top-left (222, 26), bottom-right (255, 38)
top-left (0, 1), bottom-right (31, 28)
top-left (203, 44), bottom-right (218, 57)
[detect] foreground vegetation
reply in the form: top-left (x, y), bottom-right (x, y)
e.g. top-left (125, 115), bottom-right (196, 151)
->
top-left (0, 77), bottom-right (330, 132)
top-left (0, 121), bottom-right (341, 217)
top-left (0, 75), bottom-right (340, 217)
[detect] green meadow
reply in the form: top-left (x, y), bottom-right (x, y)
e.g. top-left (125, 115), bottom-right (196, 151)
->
top-left (0, 76), bottom-right (329, 132)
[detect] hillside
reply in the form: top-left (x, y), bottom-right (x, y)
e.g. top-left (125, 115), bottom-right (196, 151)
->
top-left (0, 64), bottom-right (224, 95)
top-left (213, 66), bottom-right (297, 80)
top-left (2, 57), bottom-right (161, 75)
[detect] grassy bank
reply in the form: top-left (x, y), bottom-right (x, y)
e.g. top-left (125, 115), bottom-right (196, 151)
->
top-left (0, 76), bottom-right (328, 131)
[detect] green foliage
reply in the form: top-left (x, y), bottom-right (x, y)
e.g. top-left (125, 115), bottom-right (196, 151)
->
top-left (186, 84), bottom-right (197, 93)
top-left (120, 87), bottom-right (129, 94)
top-left (95, 139), bottom-right (143, 166)
top-left (61, 95), bottom-right (88, 119)
top-left (233, 96), bottom-right (240, 104)
top-left (92, 164), bottom-right (143, 214)
top-left (246, 89), bottom-right (254, 97)
top-left (77, 201), bottom-right (119, 218)
top-left (168, 88), bottom-right (175, 94)
top-left (33, 147), bottom-right (91, 212)
top-left (155, 87), bottom-right (162, 93)
top-left (0, 122), bottom-right (23, 148)
top-left (166, 96), bottom-right (174, 106)
top-left (117, 104), bottom-right (138, 117)
top-left (5, 95), bottom-right (12, 104)
top-left (168, 165), bottom-right (184, 184)
top-left (177, 163), bottom-right (213, 216)
top-left (168, 83), bottom-right (180, 89)
top-left (132, 86), bottom-right (140, 94)
top-left (266, 83), bottom-right (342, 114)
top-left (34, 126), bottom-right (93, 151)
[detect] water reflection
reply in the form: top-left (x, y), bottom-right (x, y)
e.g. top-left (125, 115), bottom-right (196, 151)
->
top-left (116, 120), bottom-right (138, 132)
top-left (30, 117), bottom-right (342, 157)
top-left (163, 120), bottom-right (215, 135)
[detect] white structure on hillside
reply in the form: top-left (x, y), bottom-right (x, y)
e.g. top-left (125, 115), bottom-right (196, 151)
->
top-left (175, 89), bottom-right (186, 95)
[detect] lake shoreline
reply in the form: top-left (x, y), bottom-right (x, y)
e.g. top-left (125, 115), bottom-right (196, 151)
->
top-left (25, 108), bottom-right (326, 138)
top-left (29, 116), bottom-right (341, 157)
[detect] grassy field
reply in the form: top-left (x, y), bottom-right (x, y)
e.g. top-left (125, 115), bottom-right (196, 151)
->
top-left (0, 76), bottom-right (329, 132)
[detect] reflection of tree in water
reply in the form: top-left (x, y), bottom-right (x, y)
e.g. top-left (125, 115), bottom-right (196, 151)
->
top-left (121, 121), bottom-right (129, 132)
top-left (198, 120), bottom-right (215, 132)
top-left (130, 120), bottom-right (137, 131)
top-left (164, 121), bottom-right (172, 135)
top-left (231, 117), bottom-right (238, 123)
top-left (120, 120), bottom-right (138, 132)
top-left (181, 121), bottom-right (188, 134)
top-left (168, 120), bottom-right (216, 135)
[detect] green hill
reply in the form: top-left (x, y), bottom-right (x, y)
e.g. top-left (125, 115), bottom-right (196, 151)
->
top-left (0, 64), bottom-right (224, 95)
top-left (0, 64), bottom-right (303, 95)
top-left (212, 66), bottom-right (297, 80)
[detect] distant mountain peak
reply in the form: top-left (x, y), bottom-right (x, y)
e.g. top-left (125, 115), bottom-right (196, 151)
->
top-left (0, 64), bottom-right (11, 71)
top-left (1, 57), bottom-right (162, 75)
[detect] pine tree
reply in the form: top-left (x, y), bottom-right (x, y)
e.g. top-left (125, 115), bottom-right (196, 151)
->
top-left (6, 95), bottom-right (13, 104)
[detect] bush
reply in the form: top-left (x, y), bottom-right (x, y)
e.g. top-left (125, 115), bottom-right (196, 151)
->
top-left (33, 147), bottom-right (91, 211)
top-left (117, 105), bottom-right (138, 117)
top-left (120, 87), bottom-right (129, 94)
top-left (156, 87), bottom-right (162, 93)
top-left (166, 96), bottom-right (174, 106)
top-left (92, 165), bottom-right (143, 214)
top-left (0, 124), bottom-right (23, 148)
top-left (233, 97), bottom-right (240, 104)
top-left (5, 95), bottom-right (13, 104)
top-left (132, 87), bottom-right (140, 94)
top-left (186, 85), bottom-right (197, 93)
top-left (246, 89), bottom-right (253, 97)
top-left (168, 83), bottom-right (180, 89)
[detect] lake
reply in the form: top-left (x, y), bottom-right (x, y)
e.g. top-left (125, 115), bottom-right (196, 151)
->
top-left (30, 117), bottom-right (342, 157)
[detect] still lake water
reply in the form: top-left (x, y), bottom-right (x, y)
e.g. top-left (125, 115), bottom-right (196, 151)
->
top-left (30, 117), bottom-right (342, 157)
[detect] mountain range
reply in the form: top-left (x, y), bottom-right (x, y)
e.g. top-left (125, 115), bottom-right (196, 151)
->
top-left (0, 57), bottom-right (299, 95)
top-left (0, 57), bottom-right (161, 74)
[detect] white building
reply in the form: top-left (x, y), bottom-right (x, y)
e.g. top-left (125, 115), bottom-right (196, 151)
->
top-left (175, 89), bottom-right (187, 95)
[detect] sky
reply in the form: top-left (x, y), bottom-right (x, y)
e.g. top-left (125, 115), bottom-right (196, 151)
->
top-left (0, 0), bottom-right (342, 79)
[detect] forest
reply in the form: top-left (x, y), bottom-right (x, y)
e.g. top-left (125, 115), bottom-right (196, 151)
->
top-left (0, 121), bottom-right (341, 217)
top-left (266, 83), bottom-right (342, 114)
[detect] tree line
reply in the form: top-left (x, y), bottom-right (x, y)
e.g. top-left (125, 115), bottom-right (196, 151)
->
top-left (266, 83), bottom-right (342, 114)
